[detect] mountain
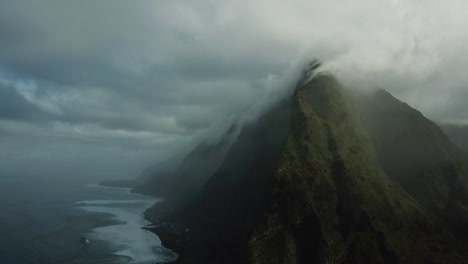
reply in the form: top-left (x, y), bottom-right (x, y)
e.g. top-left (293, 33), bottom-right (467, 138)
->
top-left (357, 91), bottom-right (468, 240)
top-left (132, 154), bottom-right (184, 196)
top-left (133, 123), bottom-right (239, 210)
top-left (248, 75), bottom-right (468, 264)
top-left (441, 124), bottom-right (468, 153)
top-left (141, 68), bottom-right (468, 263)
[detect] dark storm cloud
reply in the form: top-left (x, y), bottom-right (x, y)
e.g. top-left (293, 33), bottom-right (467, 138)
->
top-left (0, 0), bottom-right (282, 135)
top-left (0, 83), bottom-right (49, 121)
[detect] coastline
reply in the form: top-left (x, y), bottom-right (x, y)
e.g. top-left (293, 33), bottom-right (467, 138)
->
top-left (139, 199), bottom-right (188, 263)
top-left (100, 179), bottom-right (185, 263)
top-left (79, 184), bottom-right (178, 263)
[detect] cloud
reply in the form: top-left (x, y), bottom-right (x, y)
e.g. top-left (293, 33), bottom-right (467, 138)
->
top-left (1, 0), bottom-right (468, 179)
top-left (0, 82), bottom-right (49, 121)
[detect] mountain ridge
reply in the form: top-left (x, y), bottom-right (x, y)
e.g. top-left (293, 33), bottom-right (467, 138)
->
top-left (140, 69), bottom-right (468, 264)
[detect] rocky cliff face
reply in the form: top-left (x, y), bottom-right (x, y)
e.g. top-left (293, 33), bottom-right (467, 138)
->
top-left (143, 71), bottom-right (468, 264)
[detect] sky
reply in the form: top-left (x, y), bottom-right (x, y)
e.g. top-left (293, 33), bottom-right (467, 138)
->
top-left (1, 0), bottom-right (468, 181)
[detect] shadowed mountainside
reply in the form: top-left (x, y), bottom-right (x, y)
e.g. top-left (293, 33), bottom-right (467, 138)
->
top-left (357, 91), bottom-right (468, 241)
top-left (133, 125), bottom-right (238, 209)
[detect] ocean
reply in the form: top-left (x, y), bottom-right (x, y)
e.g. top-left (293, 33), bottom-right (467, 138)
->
top-left (0, 175), bottom-right (176, 264)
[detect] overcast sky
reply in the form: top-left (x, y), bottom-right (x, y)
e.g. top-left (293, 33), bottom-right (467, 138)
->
top-left (1, 0), bottom-right (468, 181)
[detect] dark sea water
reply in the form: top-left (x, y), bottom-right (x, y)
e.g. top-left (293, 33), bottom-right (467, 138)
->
top-left (0, 176), bottom-right (176, 264)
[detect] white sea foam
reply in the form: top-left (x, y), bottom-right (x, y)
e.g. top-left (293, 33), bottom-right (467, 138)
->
top-left (77, 187), bottom-right (176, 264)
top-left (76, 199), bottom-right (160, 206)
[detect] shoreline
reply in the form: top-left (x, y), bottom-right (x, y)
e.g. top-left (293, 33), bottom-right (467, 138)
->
top-left (139, 199), bottom-right (185, 263)
top-left (80, 183), bottom-right (177, 264)
top-left (98, 180), bottom-right (182, 263)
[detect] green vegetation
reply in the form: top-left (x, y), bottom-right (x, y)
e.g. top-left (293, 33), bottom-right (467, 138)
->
top-left (357, 90), bottom-right (468, 239)
top-left (248, 75), bottom-right (468, 264)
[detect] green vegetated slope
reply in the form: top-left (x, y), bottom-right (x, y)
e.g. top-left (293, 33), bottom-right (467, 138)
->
top-left (248, 74), bottom-right (468, 264)
top-left (357, 90), bottom-right (468, 239)
top-left (145, 71), bottom-right (468, 264)
top-left (155, 94), bottom-right (294, 264)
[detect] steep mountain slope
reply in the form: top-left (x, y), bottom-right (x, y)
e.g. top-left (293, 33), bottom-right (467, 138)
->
top-left (248, 75), bottom-right (467, 264)
top-left (180, 95), bottom-right (294, 263)
top-left (144, 71), bottom-right (468, 264)
top-left (133, 124), bottom-right (237, 203)
top-left (357, 91), bottom-right (468, 239)
top-left (144, 93), bottom-right (294, 263)
top-left (133, 154), bottom-right (184, 196)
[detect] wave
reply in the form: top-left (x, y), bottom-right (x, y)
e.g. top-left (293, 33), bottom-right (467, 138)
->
top-left (77, 186), bottom-right (176, 263)
top-left (76, 199), bottom-right (161, 206)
